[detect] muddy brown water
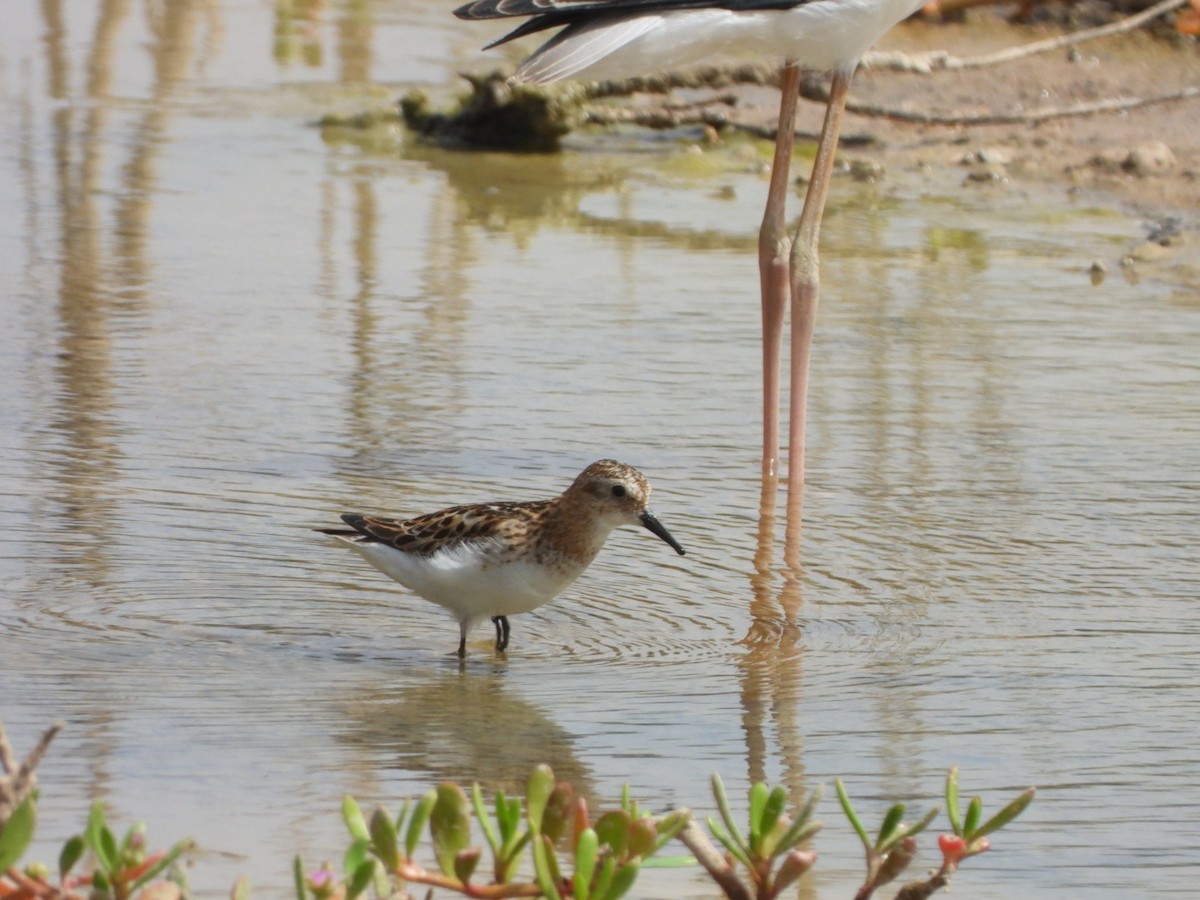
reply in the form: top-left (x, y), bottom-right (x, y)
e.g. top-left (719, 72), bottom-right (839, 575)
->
top-left (2, 2), bottom-right (1199, 898)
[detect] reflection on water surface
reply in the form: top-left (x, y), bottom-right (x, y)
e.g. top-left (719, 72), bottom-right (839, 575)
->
top-left (2, 2), bottom-right (1199, 898)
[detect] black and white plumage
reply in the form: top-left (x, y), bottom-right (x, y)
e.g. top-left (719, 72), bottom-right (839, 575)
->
top-left (454, 0), bottom-right (925, 85)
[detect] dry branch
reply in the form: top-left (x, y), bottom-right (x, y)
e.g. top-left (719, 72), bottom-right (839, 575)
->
top-left (0, 720), bottom-right (63, 825)
top-left (865, 0), bottom-right (1193, 71)
top-left (798, 77), bottom-right (1200, 126)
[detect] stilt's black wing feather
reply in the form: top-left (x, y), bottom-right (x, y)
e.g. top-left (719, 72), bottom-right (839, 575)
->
top-left (457, 0), bottom-right (807, 48)
top-left (456, 0), bottom-right (804, 26)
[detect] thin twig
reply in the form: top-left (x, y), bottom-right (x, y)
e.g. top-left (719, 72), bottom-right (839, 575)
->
top-left (800, 78), bottom-right (1200, 125)
top-left (0, 724), bottom-right (19, 777)
top-left (934, 0), bottom-right (1188, 69)
top-left (584, 105), bottom-right (732, 129)
top-left (585, 81), bottom-right (1199, 136)
top-left (0, 720), bottom-right (63, 825)
top-left (860, 0), bottom-right (1190, 71)
top-left (393, 861), bottom-right (544, 898)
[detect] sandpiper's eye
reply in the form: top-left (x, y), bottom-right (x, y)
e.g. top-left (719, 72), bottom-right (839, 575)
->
top-left (611, 484), bottom-right (626, 498)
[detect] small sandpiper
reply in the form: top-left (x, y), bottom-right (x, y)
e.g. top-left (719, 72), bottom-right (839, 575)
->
top-left (320, 459), bottom-right (685, 657)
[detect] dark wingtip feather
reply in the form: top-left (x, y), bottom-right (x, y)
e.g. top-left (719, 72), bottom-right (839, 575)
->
top-left (315, 514), bottom-right (370, 538)
top-left (454, 0), bottom-right (495, 19)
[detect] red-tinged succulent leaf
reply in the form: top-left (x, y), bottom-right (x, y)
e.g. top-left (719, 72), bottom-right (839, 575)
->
top-left (454, 848), bottom-right (481, 884)
top-left (594, 811), bottom-right (631, 857)
top-left (626, 818), bottom-right (656, 859)
top-left (541, 784), bottom-right (576, 846)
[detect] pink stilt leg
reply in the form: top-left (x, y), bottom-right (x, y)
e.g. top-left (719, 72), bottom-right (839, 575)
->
top-left (759, 63), bottom-right (802, 480)
top-left (785, 68), bottom-right (853, 542)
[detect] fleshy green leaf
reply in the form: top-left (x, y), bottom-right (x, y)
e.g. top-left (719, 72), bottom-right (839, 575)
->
top-left (590, 855), bottom-right (616, 900)
top-left (835, 780), bottom-right (870, 850)
top-left (344, 837), bottom-right (370, 879)
top-left (640, 854), bottom-right (696, 868)
top-left (573, 828), bottom-right (599, 900)
top-left (497, 793), bottom-right (521, 845)
top-left (620, 784), bottom-right (635, 816)
top-left (963, 797), bottom-right (982, 839)
top-left (797, 784), bottom-right (824, 828)
top-left (430, 783), bottom-right (472, 877)
top-left (472, 784), bottom-right (501, 856)
top-left (393, 799), bottom-right (410, 835)
top-left (346, 859), bottom-right (375, 900)
top-left (531, 835), bottom-right (563, 900)
top-left (405, 791), bottom-right (436, 859)
top-left (777, 820), bottom-right (822, 855)
top-left (711, 775), bottom-right (749, 859)
top-left (527, 765), bottom-right (555, 833)
top-left (875, 804), bottom-right (906, 850)
top-left (503, 832), bottom-right (533, 882)
top-left (774, 786), bottom-right (824, 854)
top-left (973, 788), bottom-right (1035, 840)
top-left (343, 796), bottom-right (370, 843)
top-left (757, 787), bottom-right (788, 855)
top-left (292, 855), bottom-right (307, 900)
top-left (748, 782), bottom-right (769, 847)
top-left (945, 768), bottom-right (962, 836)
top-left (0, 793), bottom-right (37, 871)
top-left (599, 860), bottom-right (640, 900)
top-left (85, 802), bottom-right (115, 874)
top-left (371, 806), bottom-right (399, 872)
top-left (59, 834), bottom-right (86, 881)
top-left (231, 875), bottom-right (252, 900)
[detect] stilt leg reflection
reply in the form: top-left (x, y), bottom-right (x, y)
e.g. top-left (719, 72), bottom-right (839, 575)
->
top-left (743, 469), bottom-right (805, 647)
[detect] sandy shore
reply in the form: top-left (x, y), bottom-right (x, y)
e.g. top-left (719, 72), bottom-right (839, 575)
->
top-left (722, 15), bottom-right (1199, 286)
top-left (764, 17), bottom-right (1199, 205)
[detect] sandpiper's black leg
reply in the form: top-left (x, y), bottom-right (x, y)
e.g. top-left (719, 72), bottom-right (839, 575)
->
top-left (456, 623), bottom-right (468, 658)
top-left (492, 615), bottom-right (510, 652)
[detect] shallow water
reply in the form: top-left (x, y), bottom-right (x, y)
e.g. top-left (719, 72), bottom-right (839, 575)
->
top-left (3, 2), bottom-right (1199, 898)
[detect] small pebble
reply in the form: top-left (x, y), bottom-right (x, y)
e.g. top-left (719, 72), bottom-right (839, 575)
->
top-left (964, 165), bottom-right (1008, 184)
top-left (848, 158), bottom-right (884, 182)
top-left (1124, 142), bottom-right (1176, 177)
top-left (976, 147), bottom-right (1014, 165)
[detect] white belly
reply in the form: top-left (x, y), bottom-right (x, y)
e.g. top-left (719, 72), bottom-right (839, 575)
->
top-left (350, 539), bottom-right (583, 624)
top-left (517, 0), bottom-right (927, 85)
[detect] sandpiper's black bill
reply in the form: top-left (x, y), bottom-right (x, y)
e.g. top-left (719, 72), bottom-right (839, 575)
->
top-left (640, 511), bottom-right (685, 556)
